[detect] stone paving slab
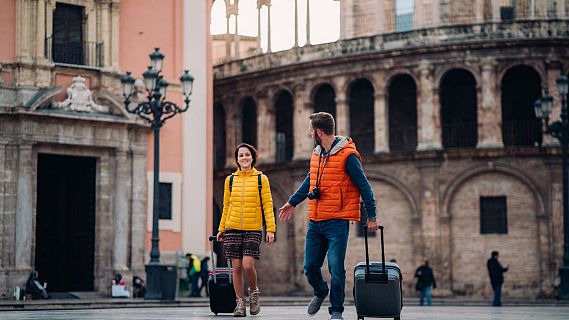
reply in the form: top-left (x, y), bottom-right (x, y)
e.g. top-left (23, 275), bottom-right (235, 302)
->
top-left (1, 305), bottom-right (569, 320)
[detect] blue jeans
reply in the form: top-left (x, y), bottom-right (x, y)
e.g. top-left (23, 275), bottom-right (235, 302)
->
top-left (304, 219), bottom-right (349, 315)
top-left (419, 285), bottom-right (432, 306)
top-left (492, 284), bottom-right (502, 306)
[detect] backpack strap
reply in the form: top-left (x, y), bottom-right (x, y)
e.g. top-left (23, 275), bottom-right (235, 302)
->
top-left (229, 175), bottom-right (234, 193)
top-left (258, 174), bottom-right (264, 216)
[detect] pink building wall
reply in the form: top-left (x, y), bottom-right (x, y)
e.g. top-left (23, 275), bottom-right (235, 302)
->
top-left (120, 0), bottom-right (185, 253)
top-left (0, 0), bottom-right (16, 84)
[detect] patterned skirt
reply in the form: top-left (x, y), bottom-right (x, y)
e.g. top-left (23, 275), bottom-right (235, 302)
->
top-left (223, 230), bottom-right (263, 260)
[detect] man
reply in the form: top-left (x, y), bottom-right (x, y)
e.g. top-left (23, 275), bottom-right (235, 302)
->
top-left (279, 112), bottom-right (378, 320)
top-left (487, 251), bottom-right (508, 306)
top-left (414, 259), bottom-right (436, 306)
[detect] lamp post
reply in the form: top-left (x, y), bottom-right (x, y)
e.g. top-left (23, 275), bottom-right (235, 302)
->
top-left (121, 48), bottom-right (194, 299)
top-left (534, 75), bottom-right (569, 299)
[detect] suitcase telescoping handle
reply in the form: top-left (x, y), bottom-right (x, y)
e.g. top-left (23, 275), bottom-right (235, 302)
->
top-left (208, 235), bottom-right (232, 283)
top-left (363, 225), bottom-right (388, 283)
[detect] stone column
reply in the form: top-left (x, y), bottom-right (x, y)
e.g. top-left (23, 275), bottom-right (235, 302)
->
top-left (257, 6), bottom-right (262, 51)
top-left (1, 143), bottom-right (18, 267)
top-left (491, 0), bottom-right (501, 21)
top-left (130, 145), bottom-right (148, 272)
top-left (267, 1), bottom-right (272, 53)
top-left (416, 63), bottom-right (442, 150)
top-left (334, 77), bottom-right (349, 136)
top-left (35, 0), bottom-right (47, 63)
top-left (477, 59), bottom-right (503, 148)
top-left (544, 65), bottom-right (564, 146)
top-left (256, 89), bottom-right (276, 163)
top-left (100, 1), bottom-right (111, 68)
top-left (416, 161), bottom-right (445, 289)
top-left (110, 1), bottom-right (121, 70)
top-left (293, 83), bottom-right (313, 160)
top-left (475, 0), bottom-right (484, 22)
top-left (15, 144), bottom-right (34, 268)
top-left (294, 0), bottom-right (299, 46)
top-left (15, 0), bottom-right (35, 64)
top-left (306, 0), bottom-right (311, 45)
top-left (234, 14), bottom-right (240, 59)
top-left (112, 149), bottom-right (129, 271)
top-left (558, 0), bottom-right (566, 17)
top-left (374, 92), bottom-right (389, 153)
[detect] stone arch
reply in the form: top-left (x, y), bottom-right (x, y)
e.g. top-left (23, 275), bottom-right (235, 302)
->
top-left (442, 162), bottom-right (545, 218)
top-left (365, 171), bottom-right (420, 218)
top-left (385, 70), bottom-right (420, 92)
top-left (273, 89), bottom-right (294, 162)
top-left (345, 74), bottom-right (378, 94)
top-left (347, 77), bottom-right (375, 155)
top-left (498, 62), bottom-right (547, 90)
top-left (443, 163), bottom-right (546, 298)
top-left (500, 64), bottom-right (543, 147)
top-left (439, 68), bottom-right (478, 149)
top-left (434, 64), bottom-right (481, 91)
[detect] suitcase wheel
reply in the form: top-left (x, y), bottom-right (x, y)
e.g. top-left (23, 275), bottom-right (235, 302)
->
top-left (358, 316), bottom-right (364, 320)
top-left (394, 317), bottom-right (400, 320)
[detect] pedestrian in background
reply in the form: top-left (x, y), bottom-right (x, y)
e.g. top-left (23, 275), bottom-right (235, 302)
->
top-left (415, 259), bottom-right (436, 306)
top-left (217, 143), bottom-right (276, 317)
top-left (487, 251), bottom-right (508, 306)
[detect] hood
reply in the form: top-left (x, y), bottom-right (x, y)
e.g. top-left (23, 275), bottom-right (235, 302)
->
top-left (312, 136), bottom-right (353, 156)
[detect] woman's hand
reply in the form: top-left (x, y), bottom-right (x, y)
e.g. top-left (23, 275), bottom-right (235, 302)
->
top-left (216, 231), bottom-right (224, 242)
top-left (266, 232), bottom-right (275, 245)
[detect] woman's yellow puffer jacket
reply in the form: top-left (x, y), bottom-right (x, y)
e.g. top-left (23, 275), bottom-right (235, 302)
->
top-left (218, 167), bottom-right (276, 233)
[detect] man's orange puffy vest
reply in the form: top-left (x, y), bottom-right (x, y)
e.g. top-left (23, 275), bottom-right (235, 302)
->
top-left (307, 137), bottom-right (361, 222)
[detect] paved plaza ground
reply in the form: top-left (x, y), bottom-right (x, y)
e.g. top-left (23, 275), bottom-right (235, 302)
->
top-left (1, 305), bottom-right (569, 320)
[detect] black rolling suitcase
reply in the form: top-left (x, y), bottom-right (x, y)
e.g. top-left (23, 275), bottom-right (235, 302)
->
top-left (353, 226), bottom-right (403, 320)
top-left (208, 235), bottom-right (236, 315)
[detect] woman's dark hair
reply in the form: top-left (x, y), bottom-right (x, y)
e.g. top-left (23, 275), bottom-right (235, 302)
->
top-left (234, 143), bottom-right (258, 169)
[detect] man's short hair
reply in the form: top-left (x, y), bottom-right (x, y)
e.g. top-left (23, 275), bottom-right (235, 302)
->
top-left (309, 112), bottom-right (335, 135)
top-left (491, 251), bottom-right (499, 258)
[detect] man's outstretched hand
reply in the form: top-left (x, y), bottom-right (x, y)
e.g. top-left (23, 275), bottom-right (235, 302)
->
top-left (278, 202), bottom-right (294, 221)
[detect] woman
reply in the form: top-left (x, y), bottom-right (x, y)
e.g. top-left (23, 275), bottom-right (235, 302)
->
top-left (217, 143), bottom-right (276, 317)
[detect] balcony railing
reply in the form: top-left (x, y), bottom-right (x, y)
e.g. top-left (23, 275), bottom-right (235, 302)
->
top-left (502, 120), bottom-right (543, 147)
top-left (45, 37), bottom-right (103, 68)
top-left (442, 122), bottom-right (478, 149)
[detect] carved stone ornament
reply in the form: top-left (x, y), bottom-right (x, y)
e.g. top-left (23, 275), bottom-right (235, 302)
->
top-left (52, 76), bottom-right (109, 113)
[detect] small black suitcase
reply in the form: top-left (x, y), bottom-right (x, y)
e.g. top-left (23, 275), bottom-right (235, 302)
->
top-left (353, 226), bottom-right (403, 320)
top-left (208, 236), bottom-right (236, 315)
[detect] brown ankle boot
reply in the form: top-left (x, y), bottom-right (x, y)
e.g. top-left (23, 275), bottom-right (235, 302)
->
top-left (248, 287), bottom-right (261, 315)
top-left (233, 297), bottom-right (246, 317)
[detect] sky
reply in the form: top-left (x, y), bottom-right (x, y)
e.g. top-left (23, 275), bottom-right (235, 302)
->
top-left (210, 0), bottom-right (341, 52)
top-left (210, 0), bottom-right (415, 52)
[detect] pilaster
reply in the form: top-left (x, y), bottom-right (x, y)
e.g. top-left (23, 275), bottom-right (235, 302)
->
top-left (477, 58), bottom-right (503, 148)
top-left (416, 63), bottom-right (442, 150)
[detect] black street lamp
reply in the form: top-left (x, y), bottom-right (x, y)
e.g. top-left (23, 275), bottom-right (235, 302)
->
top-left (534, 75), bottom-right (569, 299)
top-left (121, 48), bottom-right (194, 299)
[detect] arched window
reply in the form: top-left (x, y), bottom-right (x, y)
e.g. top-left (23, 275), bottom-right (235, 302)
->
top-left (501, 65), bottom-right (542, 147)
top-left (440, 69), bottom-right (478, 149)
top-left (388, 75), bottom-right (417, 152)
top-left (241, 97), bottom-right (257, 147)
top-left (275, 90), bottom-right (294, 162)
top-left (348, 79), bottom-right (375, 155)
top-left (312, 83), bottom-right (336, 121)
top-left (213, 102), bottom-right (226, 170)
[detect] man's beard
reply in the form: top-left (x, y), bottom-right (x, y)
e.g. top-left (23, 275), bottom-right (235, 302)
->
top-left (314, 136), bottom-right (322, 146)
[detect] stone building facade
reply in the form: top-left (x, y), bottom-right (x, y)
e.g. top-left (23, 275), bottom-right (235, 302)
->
top-left (0, 0), bottom-right (213, 297)
top-left (213, 0), bottom-right (569, 299)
